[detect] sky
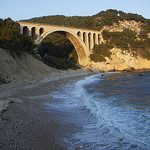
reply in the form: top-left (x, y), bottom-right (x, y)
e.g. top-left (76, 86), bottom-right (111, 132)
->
top-left (0, 0), bottom-right (150, 21)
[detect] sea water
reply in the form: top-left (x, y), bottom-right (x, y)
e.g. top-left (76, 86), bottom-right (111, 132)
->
top-left (45, 72), bottom-right (150, 150)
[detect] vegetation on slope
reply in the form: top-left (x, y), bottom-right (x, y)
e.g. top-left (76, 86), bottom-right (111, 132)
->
top-left (90, 42), bottom-right (113, 62)
top-left (1, 9), bottom-right (150, 66)
top-left (140, 24), bottom-right (150, 39)
top-left (91, 27), bottom-right (150, 63)
top-left (0, 18), bottom-right (35, 56)
top-left (102, 29), bottom-right (150, 59)
top-left (37, 32), bottom-right (79, 70)
top-left (93, 9), bottom-right (149, 27)
top-left (24, 9), bottom-right (150, 30)
top-left (24, 9), bottom-right (150, 63)
top-left (0, 18), bottom-right (79, 70)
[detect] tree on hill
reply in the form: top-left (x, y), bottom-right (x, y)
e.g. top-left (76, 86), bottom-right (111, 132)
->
top-left (37, 32), bottom-right (79, 70)
top-left (0, 18), bottom-right (35, 55)
top-left (23, 9), bottom-right (149, 30)
top-left (0, 18), bottom-right (79, 70)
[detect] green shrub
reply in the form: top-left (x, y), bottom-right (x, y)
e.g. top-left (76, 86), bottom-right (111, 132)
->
top-left (102, 29), bottom-right (138, 50)
top-left (23, 9), bottom-right (149, 31)
top-left (139, 24), bottom-right (150, 39)
top-left (142, 49), bottom-right (150, 60)
top-left (37, 32), bottom-right (79, 70)
top-left (90, 42), bottom-right (112, 62)
top-left (0, 18), bottom-right (35, 56)
top-left (102, 28), bottom-right (150, 59)
top-left (43, 56), bottom-right (79, 70)
top-left (90, 53), bottom-right (106, 62)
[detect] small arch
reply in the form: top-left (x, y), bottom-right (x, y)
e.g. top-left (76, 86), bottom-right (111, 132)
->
top-left (83, 32), bottom-right (88, 46)
top-left (93, 33), bottom-right (96, 45)
top-left (83, 32), bottom-right (86, 43)
top-left (88, 33), bottom-right (92, 50)
top-left (77, 31), bottom-right (81, 38)
top-left (98, 34), bottom-right (100, 44)
top-left (23, 26), bottom-right (29, 36)
top-left (39, 27), bottom-right (45, 35)
top-left (31, 27), bottom-right (37, 40)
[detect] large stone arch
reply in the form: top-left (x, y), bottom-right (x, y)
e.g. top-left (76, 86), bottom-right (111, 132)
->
top-left (35, 29), bottom-right (89, 66)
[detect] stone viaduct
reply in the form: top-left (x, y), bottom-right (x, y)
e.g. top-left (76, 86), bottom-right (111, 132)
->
top-left (18, 22), bottom-right (103, 66)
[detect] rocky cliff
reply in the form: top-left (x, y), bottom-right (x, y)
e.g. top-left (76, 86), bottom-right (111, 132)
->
top-left (89, 20), bottom-right (150, 71)
top-left (90, 48), bottom-right (150, 72)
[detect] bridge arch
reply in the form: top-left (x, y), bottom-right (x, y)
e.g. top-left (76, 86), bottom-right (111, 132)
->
top-left (39, 27), bottom-right (45, 35)
top-left (98, 34), bottom-right (100, 44)
top-left (31, 27), bottom-right (37, 39)
top-left (77, 31), bottom-right (81, 38)
top-left (23, 26), bottom-right (30, 36)
top-left (93, 33), bottom-right (96, 45)
top-left (88, 33), bottom-right (92, 50)
top-left (83, 32), bottom-right (87, 46)
top-left (36, 29), bottom-right (89, 66)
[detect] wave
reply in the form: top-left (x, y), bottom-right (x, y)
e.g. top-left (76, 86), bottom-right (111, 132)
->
top-left (45, 72), bottom-right (150, 149)
top-left (72, 73), bottom-right (150, 149)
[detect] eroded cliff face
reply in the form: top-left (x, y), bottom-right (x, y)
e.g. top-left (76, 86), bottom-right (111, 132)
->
top-left (89, 21), bottom-right (150, 72)
top-left (90, 48), bottom-right (150, 72)
top-left (0, 48), bottom-right (58, 83)
top-left (102, 20), bottom-right (142, 33)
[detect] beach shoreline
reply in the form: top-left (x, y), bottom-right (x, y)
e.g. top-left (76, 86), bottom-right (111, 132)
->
top-left (0, 69), bottom-right (94, 150)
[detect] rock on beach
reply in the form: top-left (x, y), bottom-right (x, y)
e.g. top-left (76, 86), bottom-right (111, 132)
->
top-left (0, 100), bottom-right (10, 112)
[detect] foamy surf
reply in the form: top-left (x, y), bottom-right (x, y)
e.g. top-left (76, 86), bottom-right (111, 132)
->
top-left (45, 72), bottom-right (150, 149)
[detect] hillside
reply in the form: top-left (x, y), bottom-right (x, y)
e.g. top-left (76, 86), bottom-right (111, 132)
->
top-left (0, 18), bottom-right (79, 70)
top-left (23, 9), bottom-right (150, 71)
top-left (1, 9), bottom-right (150, 74)
top-left (23, 9), bottom-right (150, 30)
top-left (0, 48), bottom-right (58, 84)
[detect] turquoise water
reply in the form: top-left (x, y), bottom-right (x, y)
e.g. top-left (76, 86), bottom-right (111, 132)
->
top-left (45, 72), bottom-right (150, 150)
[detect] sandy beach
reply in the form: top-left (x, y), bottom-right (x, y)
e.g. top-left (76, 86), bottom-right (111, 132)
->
top-left (0, 69), bottom-right (93, 150)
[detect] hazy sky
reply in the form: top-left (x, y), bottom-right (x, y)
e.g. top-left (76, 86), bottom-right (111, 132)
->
top-left (1, 0), bottom-right (150, 21)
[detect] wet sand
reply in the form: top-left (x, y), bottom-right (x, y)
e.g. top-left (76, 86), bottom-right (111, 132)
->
top-left (0, 70), bottom-right (92, 150)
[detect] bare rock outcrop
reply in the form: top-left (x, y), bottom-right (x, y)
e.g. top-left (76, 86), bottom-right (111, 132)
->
top-left (90, 48), bottom-right (150, 72)
top-left (102, 20), bottom-right (142, 33)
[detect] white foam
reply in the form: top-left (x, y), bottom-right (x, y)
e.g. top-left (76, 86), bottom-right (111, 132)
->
top-left (46, 73), bottom-right (150, 149)
top-left (71, 73), bottom-right (150, 148)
